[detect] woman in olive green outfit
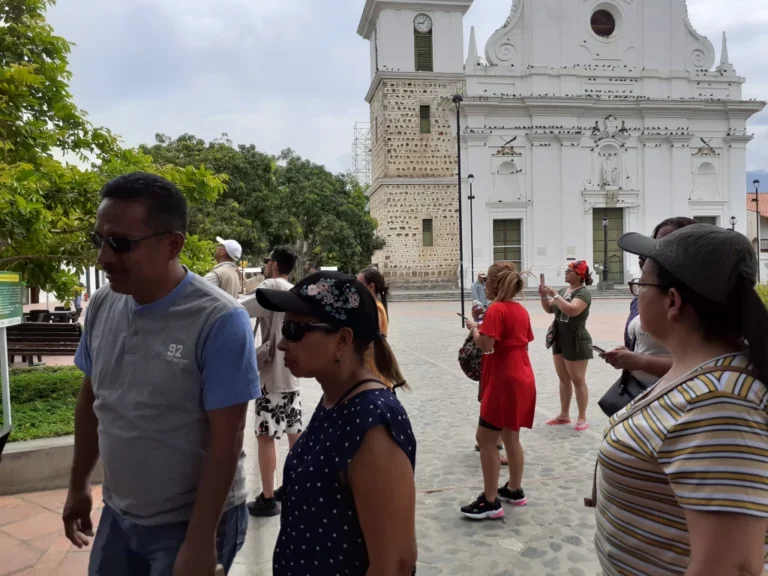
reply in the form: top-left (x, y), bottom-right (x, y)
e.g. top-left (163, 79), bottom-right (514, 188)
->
top-left (539, 261), bottom-right (594, 431)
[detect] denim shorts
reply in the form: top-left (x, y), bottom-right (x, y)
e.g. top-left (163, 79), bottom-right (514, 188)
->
top-left (89, 502), bottom-right (248, 575)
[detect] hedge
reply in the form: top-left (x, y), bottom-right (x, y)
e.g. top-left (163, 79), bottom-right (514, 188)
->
top-left (0, 366), bottom-right (83, 442)
top-left (757, 285), bottom-right (768, 308)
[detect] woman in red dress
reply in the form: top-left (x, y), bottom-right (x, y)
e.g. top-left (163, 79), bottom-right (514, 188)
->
top-left (461, 262), bottom-right (536, 520)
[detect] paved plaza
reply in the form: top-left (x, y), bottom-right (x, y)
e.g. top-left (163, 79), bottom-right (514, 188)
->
top-left (0, 298), bottom-right (631, 575)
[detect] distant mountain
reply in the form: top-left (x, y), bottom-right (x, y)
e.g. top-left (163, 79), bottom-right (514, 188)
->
top-left (747, 171), bottom-right (768, 192)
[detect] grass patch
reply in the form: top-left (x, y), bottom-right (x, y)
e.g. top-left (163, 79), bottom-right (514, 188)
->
top-left (0, 366), bottom-right (83, 442)
top-left (757, 285), bottom-right (768, 308)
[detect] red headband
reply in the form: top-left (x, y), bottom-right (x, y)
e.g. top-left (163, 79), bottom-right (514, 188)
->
top-left (568, 260), bottom-right (589, 280)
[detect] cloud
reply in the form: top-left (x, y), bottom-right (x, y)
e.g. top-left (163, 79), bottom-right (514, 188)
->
top-left (47, 0), bottom-right (768, 175)
top-left (48, 0), bottom-right (368, 172)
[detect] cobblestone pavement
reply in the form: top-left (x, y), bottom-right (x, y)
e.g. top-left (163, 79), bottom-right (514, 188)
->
top-left (0, 298), bottom-right (630, 575)
top-left (234, 298), bottom-right (630, 576)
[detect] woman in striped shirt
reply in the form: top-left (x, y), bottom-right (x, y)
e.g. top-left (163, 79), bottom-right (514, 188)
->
top-left (595, 224), bottom-right (768, 576)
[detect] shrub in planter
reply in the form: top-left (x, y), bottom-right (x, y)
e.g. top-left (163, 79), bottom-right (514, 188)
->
top-left (756, 285), bottom-right (768, 308)
top-left (0, 366), bottom-right (83, 442)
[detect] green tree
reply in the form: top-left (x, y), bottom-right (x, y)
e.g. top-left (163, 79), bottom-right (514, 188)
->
top-left (0, 0), bottom-right (226, 300)
top-left (140, 134), bottom-right (276, 261)
top-left (141, 137), bottom-right (385, 276)
top-left (273, 150), bottom-right (384, 275)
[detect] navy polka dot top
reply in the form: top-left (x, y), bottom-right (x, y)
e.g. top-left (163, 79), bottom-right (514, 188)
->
top-left (272, 388), bottom-right (417, 576)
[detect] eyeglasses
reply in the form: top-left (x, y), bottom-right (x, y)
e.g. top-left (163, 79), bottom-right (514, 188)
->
top-left (90, 231), bottom-right (169, 255)
top-left (282, 320), bottom-right (337, 343)
top-left (628, 279), bottom-right (670, 296)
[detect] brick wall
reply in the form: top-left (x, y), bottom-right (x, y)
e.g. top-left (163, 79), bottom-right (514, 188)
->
top-left (372, 78), bottom-right (465, 179)
top-left (369, 77), bottom-right (465, 289)
top-left (370, 183), bottom-right (459, 287)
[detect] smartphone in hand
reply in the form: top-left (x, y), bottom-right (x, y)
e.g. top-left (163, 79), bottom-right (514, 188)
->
top-left (589, 344), bottom-right (606, 354)
top-left (540, 273), bottom-right (545, 286)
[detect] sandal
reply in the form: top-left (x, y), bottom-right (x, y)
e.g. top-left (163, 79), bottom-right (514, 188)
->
top-left (574, 421), bottom-right (589, 432)
top-left (500, 453), bottom-right (508, 466)
top-left (546, 417), bottom-right (572, 426)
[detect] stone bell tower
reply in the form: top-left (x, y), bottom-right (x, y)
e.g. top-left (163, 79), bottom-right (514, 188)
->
top-left (357, 0), bottom-right (474, 289)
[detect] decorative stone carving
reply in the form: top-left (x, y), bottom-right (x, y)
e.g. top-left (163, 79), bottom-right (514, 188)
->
top-left (495, 145), bottom-right (522, 157)
top-left (683, 1), bottom-right (715, 71)
top-left (693, 138), bottom-right (719, 156)
top-left (602, 158), bottom-right (618, 187)
top-left (594, 116), bottom-right (629, 143)
top-left (503, 0), bottom-right (523, 28)
top-left (485, 0), bottom-right (524, 66)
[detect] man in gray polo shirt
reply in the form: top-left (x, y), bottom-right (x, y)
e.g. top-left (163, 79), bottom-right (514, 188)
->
top-left (64, 172), bottom-right (260, 576)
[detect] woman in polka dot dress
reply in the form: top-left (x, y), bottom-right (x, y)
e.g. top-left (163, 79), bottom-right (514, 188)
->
top-left (255, 271), bottom-right (417, 575)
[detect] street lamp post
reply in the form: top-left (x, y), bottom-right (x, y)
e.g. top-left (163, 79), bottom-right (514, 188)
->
top-left (730, 216), bottom-right (737, 231)
top-left (453, 94), bottom-right (466, 327)
top-left (755, 179), bottom-right (761, 284)
top-left (468, 174), bottom-right (475, 282)
top-left (602, 216), bottom-right (609, 285)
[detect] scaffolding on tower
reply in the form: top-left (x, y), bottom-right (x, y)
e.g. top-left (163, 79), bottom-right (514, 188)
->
top-left (352, 122), bottom-right (372, 187)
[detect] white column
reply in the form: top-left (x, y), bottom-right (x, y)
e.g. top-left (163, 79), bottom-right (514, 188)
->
top-left (640, 135), bottom-right (671, 233)
top-left (529, 134), bottom-right (561, 281)
top-left (724, 135), bottom-right (752, 235)
top-left (558, 134), bottom-right (589, 266)
top-left (669, 136), bottom-right (693, 217)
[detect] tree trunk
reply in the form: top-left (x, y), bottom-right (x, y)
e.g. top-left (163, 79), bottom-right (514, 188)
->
top-left (30, 286), bottom-right (40, 304)
top-left (294, 241), bottom-right (305, 282)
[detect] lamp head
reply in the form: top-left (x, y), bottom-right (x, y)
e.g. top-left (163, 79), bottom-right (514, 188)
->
top-left (452, 94), bottom-right (464, 105)
top-left (602, 217), bottom-right (609, 228)
top-left (730, 215), bottom-right (737, 226)
top-left (754, 179), bottom-right (760, 189)
top-left (468, 174), bottom-right (475, 184)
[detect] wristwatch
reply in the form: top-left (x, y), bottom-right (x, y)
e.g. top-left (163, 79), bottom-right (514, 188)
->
top-left (553, 294), bottom-right (561, 300)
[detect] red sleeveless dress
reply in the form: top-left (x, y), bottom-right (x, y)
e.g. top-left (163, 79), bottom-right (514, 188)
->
top-left (478, 301), bottom-right (537, 431)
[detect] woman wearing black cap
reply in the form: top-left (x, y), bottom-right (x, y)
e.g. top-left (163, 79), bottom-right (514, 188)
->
top-left (255, 271), bottom-right (416, 576)
top-left (593, 224), bottom-right (768, 576)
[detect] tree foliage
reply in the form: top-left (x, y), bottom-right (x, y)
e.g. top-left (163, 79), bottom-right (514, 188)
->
top-left (142, 136), bottom-right (385, 277)
top-left (0, 0), bottom-right (226, 300)
top-left (141, 134), bottom-right (275, 260)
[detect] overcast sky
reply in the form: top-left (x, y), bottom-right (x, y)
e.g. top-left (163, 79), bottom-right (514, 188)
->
top-left (48, 0), bottom-right (768, 175)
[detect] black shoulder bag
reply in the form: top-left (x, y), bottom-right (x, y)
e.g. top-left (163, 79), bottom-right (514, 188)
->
top-left (597, 370), bottom-right (649, 417)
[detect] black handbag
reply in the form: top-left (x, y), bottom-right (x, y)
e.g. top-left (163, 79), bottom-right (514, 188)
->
top-left (545, 320), bottom-right (557, 349)
top-left (598, 370), bottom-right (650, 417)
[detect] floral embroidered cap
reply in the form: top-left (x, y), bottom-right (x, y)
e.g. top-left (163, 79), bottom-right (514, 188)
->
top-left (255, 271), bottom-right (380, 344)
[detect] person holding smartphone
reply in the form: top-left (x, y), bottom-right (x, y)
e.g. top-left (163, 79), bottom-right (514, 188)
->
top-left (461, 262), bottom-right (536, 520)
top-left (539, 260), bottom-right (594, 432)
top-left (600, 217), bottom-right (694, 380)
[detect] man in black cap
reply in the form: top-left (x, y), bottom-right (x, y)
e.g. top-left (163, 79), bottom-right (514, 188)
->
top-left (241, 246), bottom-right (301, 517)
top-left (252, 271), bottom-right (415, 576)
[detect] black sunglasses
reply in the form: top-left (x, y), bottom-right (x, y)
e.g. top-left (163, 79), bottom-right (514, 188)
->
top-left (282, 320), bottom-right (337, 343)
top-left (90, 231), bottom-right (169, 255)
top-left (628, 279), bottom-right (670, 296)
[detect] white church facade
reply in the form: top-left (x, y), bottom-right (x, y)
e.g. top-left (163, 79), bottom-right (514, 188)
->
top-left (358, 0), bottom-right (764, 287)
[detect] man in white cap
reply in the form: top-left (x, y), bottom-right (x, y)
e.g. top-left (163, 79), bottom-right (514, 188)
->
top-left (205, 237), bottom-right (242, 299)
